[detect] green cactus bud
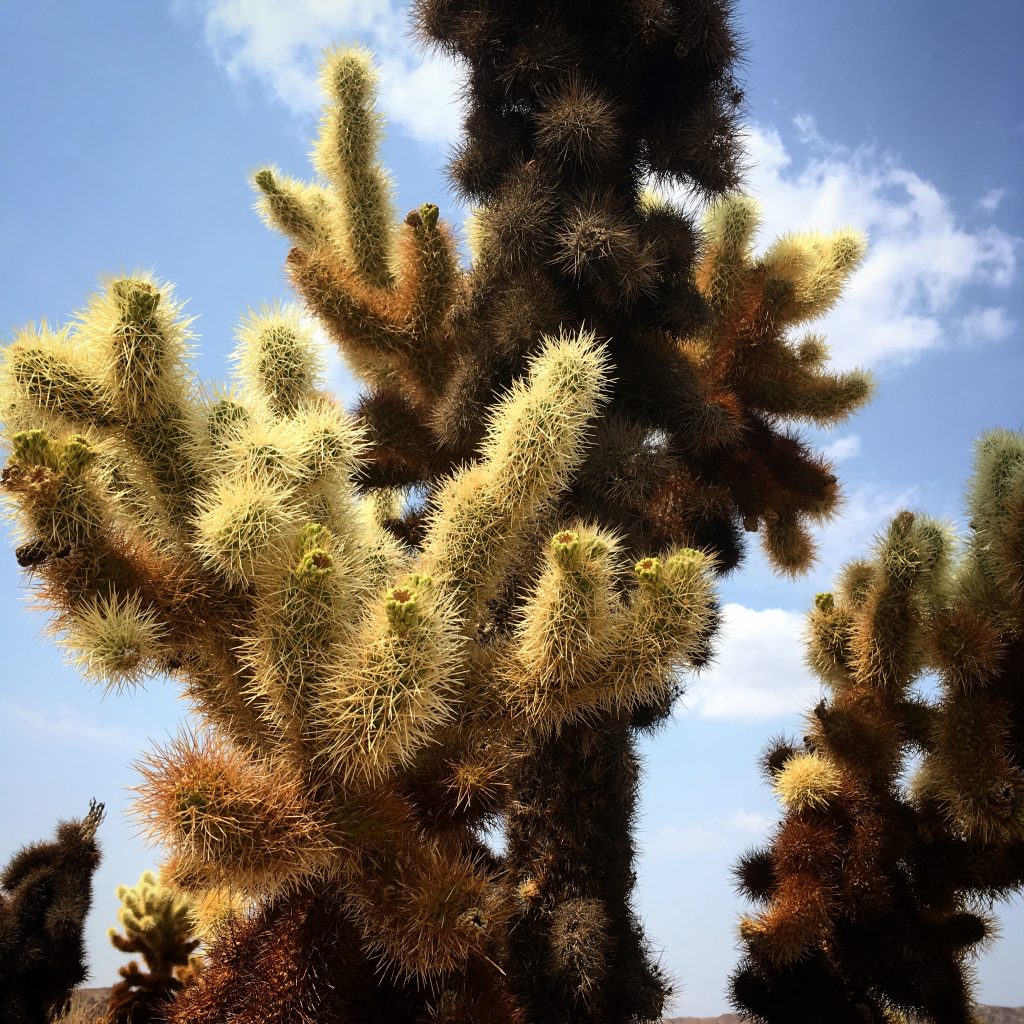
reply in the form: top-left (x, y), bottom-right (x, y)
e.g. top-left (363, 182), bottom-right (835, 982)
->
top-left (634, 556), bottom-right (661, 585)
top-left (11, 428), bottom-right (52, 467)
top-left (58, 434), bottom-right (94, 475)
top-left (418, 202), bottom-right (440, 230)
top-left (385, 585), bottom-right (421, 631)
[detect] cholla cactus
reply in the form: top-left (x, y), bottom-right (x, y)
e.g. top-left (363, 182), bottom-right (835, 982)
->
top-left (0, 800), bottom-right (104, 1024)
top-left (3, 5), bottom-right (877, 1022)
top-left (105, 870), bottom-right (201, 1024)
top-left (247, 18), bottom-right (869, 1019)
top-left (731, 432), bottom-right (1024, 1024)
top-left (0, 280), bottom-right (716, 1021)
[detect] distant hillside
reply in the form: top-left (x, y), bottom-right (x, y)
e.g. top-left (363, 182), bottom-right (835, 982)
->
top-left (69, 989), bottom-right (1022, 1024)
top-left (664, 1010), bottom-right (1024, 1024)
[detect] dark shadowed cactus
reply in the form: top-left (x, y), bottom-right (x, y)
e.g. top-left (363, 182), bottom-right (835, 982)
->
top-left (0, 800), bottom-right (104, 1024)
top-left (731, 431), bottom-right (1024, 1024)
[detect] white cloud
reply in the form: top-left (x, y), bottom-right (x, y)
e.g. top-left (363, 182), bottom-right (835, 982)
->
top-left (684, 604), bottom-right (818, 720)
top-left (738, 117), bottom-right (1019, 369)
top-left (960, 306), bottom-right (1016, 345)
top-left (644, 809), bottom-right (774, 856)
top-left (978, 188), bottom-right (1007, 213)
top-left (2, 701), bottom-right (132, 747)
top-left (822, 433), bottom-right (861, 463)
top-left (180, 0), bottom-right (465, 144)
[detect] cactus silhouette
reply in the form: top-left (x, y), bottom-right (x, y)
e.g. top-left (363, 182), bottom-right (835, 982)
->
top-left (1, 5), bottom-right (876, 1022)
top-left (0, 801), bottom-right (104, 1024)
top-left (105, 870), bottom-right (201, 1024)
top-left (731, 432), bottom-right (1024, 1024)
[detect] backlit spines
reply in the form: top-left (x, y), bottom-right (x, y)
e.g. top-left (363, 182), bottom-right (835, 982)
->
top-left (698, 194), bottom-right (761, 318)
top-left (504, 527), bottom-right (623, 719)
top-left (192, 472), bottom-right (302, 586)
top-left (253, 166), bottom-right (334, 251)
top-left (423, 330), bottom-right (612, 613)
top-left (132, 731), bottom-right (339, 897)
top-left (312, 46), bottom-right (396, 289)
top-left (231, 305), bottom-right (325, 418)
top-left (58, 590), bottom-right (168, 692)
top-left (1, 324), bottom-right (114, 432)
top-left (106, 869), bottom-right (201, 1024)
top-left (243, 524), bottom-right (363, 745)
top-left (2, 429), bottom-right (110, 554)
top-left (313, 571), bottom-right (462, 781)
top-left (75, 274), bottom-right (194, 420)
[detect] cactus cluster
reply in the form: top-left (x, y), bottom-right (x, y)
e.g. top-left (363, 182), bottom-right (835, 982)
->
top-left (2, 3), bottom-right (879, 1022)
top-left (0, 801), bottom-right (104, 1024)
top-left (245, 9), bottom-right (868, 1016)
top-left (0, 288), bottom-right (718, 1020)
top-left (732, 431), bottom-right (1024, 1023)
top-left (105, 870), bottom-right (202, 1024)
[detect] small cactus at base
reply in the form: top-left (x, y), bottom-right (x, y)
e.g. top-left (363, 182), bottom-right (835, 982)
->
top-left (105, 870), bottom-right (202, 1024)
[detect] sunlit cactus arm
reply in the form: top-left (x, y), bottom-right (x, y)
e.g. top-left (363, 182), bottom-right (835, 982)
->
top-left (253, 166), bottom-right (335, 251)
top-left (422, 329), bottom-right (612, 615)
top-left (0, 323), bottom-right (116, 432)
top-left (852, 510), bottom-right (953, 691)
top-left (243, 524), bottom-right (368, 753)
top-left (285, 245), bottom-right (415, 388)
top-left (230, 304), bottom-right (325, 418)
top-left (132, 731), bottom-right (340, 897)
top-left (501, 526), bottom-right (625, 728)
top-left (73, 276), bottom-right (207, 532)
top-left (105, 869), bottom-right (201, 1024)
top-left (927, 431), bottom-right (1024, 843)
top-left (2, 429), bottom-right (109, 555)
top-left (695, 193), bottom-right (761, 322)
top-left (311, 46), bottom-right (396, 289)
top-left (502, 533), bottom-right (716, 732)
top-left (312, 570), bottom-right (462, 781)
top-left (965, 428), bottom-right (1024, 615)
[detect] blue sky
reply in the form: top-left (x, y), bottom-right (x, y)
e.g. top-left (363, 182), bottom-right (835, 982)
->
top-left (1, 1), bottom-right (1021, 1014)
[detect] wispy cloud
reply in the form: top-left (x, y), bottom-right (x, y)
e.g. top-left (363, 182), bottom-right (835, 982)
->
top-left (822, 433), bottom-right (861, 463)
top-left (2, 701), bottom-right (133, 747)
top-left (978, 188), bottom-right (1007, 214)
top-left (182, 10), bottom-right (1019, 375)
top-left (644, 809), bottom-right (774, 856)
top-left (177, 0), bottom-right (464, 145)
top-left (959, 305), bottom-right (1016, 345)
